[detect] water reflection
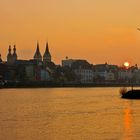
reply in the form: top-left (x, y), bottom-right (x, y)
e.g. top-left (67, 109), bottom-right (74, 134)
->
top-left (123, 101), bottom-right (134, 140)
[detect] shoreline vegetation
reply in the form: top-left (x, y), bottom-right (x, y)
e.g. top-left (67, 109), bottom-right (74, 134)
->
top-left (1, 81), bottom-right (140, 88)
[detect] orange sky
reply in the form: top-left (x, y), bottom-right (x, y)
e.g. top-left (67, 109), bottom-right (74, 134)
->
top-left (0, 0), bottom-right (140, 65)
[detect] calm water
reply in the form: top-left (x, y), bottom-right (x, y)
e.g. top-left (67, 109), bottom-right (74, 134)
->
top-left (0, 88), bottom-right (140, 140)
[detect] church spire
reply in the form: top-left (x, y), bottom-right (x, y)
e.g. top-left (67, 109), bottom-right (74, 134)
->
top-left (34, 42), bottom-right (42, 61)
top-left (45, 42), bottom-right (49, 52)
top-left (8, 45), bottom-right (12, 54)
top-left (43, 42), bottom-right (51, 63)
top-left (7, 45), bottom-right (13, 63)
top-left (44, 42), bottom-right (50, 55)
top-left (13, 44), bottom-right (16, 53)
top-left (36, 42), bottom-right (40, 53)
top-left (12, 44), bottom-right (17, 62)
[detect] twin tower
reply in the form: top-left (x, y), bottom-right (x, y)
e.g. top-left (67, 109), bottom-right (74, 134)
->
top-left (7, 42), bottom-right (51, 64)
top-left (7, 45), bottom-right (17, 64)
top-left (34, 42), bottom-right (51, 64)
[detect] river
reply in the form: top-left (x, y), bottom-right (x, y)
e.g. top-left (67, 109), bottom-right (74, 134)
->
top-left (0, 88), bottom-right (140, 140)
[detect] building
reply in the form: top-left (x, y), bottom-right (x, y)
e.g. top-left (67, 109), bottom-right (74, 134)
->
top-left (12, 45), bottom-right (18, 62)
top-left (0, 63), bottom-right (6, 81)
top-left (105, 71), bottom-right (115, 81)
top-left (43, 42), bottom-right (51, 65)
top-left (15, 60), bottom-right (37, 81)
top-left (62, 58), bottom-right (76, 67)
top-left (33, 42), bottom-right (42, 61)
top-left (41, 69), bottom-right (51, 81)
top-left (62, 58), bottom-right (94, 83)
top-left (33, 42), bottom-right (56, 81)
top-left (7, 45), bottom-right (17, 64)
top-left (71, 59), bottom-right (94, 83)
top-left (118, 65), bottom-right (140, 83)
top-left (7, 45), bottom-right (13, 64)
top-left (3, 42), bottom-right (55, 82)
top-left (93, 64), bottom-right (107, 80)
top-left (93, 63), bottom-right (118, 82)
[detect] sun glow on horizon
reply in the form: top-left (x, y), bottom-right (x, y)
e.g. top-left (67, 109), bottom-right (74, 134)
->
top-left (124, 62), bottom-right (130, 67)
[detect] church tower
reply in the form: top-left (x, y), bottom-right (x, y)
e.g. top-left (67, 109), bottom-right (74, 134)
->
top-left (12, 45), bottom-right (17, 62)
top-left (43, 42), bottom-right (51, 64)
top-left (7, 45), bottom-right (13, 63)
top-left (34, 42), bottom-right (42, 61)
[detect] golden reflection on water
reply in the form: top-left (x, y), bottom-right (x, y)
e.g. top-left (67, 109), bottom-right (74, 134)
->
top-left (123, 101), bottom-right (134, 140)
top-left (1, 88), bottom-right (140, 140)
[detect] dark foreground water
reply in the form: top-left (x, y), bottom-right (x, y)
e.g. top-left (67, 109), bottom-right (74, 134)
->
top-left (0, 88), bottom-right (140, 140)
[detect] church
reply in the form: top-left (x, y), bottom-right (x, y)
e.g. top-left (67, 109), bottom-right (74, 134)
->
top-left (7, 45), bottom-right (18, 64)
top-left (3, 42), bottom-right (55, 82)
top-left (7, 42), bottom-right (52, 65)
top-left (33, 42), bottom-right (52, 64)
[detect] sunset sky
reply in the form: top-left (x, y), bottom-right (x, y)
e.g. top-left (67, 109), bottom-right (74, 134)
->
top-left (0, 0), bottom-right (140, 65)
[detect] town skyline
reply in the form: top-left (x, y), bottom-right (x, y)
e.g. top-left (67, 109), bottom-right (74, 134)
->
top-left (0, 41), bottom-right (140, 67)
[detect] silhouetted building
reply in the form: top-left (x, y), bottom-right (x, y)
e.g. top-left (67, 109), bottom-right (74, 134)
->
top-left (34, 42), bottom-right (42, 61)
top-left (43, 42), bottom-right (51, 64)
top-left (7, 45), bottom-right (18, 64)
top-left (4, 64), bottom-right (17, 81)
top-left (32, 42), bottom-right (56, 81)
top-left (12, 45), bottom-right (17, 62)
top-left (62, 59), bottom-right (76, 67)
top-left (0, 63), bottom-right (6, 80)
top-left (7, 45), bottom-right (13, 64)
top-left (71, 59), bottom-right (93, 83)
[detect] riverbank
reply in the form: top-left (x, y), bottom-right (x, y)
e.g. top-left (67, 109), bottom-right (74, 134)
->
top-left (1, 81), bottom-right (140, 88)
